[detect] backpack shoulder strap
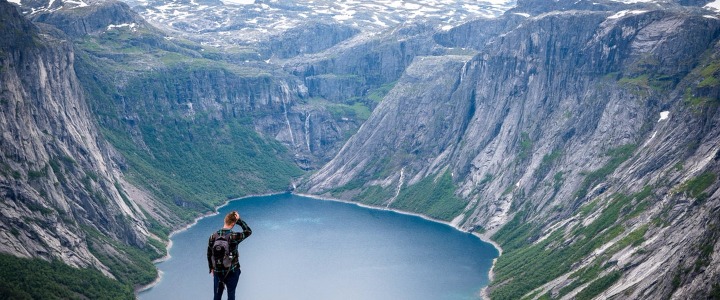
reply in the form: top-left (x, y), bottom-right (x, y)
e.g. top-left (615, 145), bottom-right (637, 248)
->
top-left (210, 230), bottom-right (224, 241)
top-left (214, 229), bottom-right (232, 240)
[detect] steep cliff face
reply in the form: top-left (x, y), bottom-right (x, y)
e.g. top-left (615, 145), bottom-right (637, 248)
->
top-left (259, 22), bottom-right (360, 59)
top-left (284, 23), bottom-right (442, 104)
top-left (0, 0), bottom-right (167, 286)
top-left (303, 3), bottom-right (720, 299)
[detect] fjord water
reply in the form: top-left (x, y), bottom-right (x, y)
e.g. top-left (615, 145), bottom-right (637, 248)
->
top-left (139, 194), bottom-right (498, 300)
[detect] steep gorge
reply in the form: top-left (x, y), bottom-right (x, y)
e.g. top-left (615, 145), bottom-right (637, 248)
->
top-left (1, 0), bottom-right (720, 298)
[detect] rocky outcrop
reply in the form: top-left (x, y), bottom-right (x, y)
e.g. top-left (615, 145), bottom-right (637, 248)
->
top-left (32, 0), bottom-right (145, 38)
top-left (284, 22), bottom-right (443, 109)
top-left (259, 22), bottom-right (359, 59)
top-left (0, 0), bottom-right (168, 278)
top-left (303, 3), bottom-right (720, 299)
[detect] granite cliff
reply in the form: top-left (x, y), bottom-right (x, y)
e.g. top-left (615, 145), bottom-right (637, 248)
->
top-left (0, 0), bottom-right (170, 291)
top-left (303, 2), bottom-right (720, 299)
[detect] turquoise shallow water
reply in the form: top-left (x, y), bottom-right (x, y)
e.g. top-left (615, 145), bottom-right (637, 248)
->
top-left (139, 193), bottom-right (498, 300)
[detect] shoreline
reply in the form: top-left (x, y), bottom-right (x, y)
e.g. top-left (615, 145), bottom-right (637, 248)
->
top-left (135, 192), bottom-right (284, 295)
top-left (476, 232), bottom-right (501, 300)
top-left (293, 192), bottom-right (504, 300)
top-left (136, 191), bottom-right (504, 299)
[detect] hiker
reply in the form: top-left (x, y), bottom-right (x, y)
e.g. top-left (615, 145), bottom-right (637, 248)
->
top-left (207, 211), bottom-right (252, 300)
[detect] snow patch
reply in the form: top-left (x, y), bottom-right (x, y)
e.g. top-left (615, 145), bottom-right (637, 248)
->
top-left (64, 0), bottom-right (88, 7)
top-left (221, 0), bottom-right (254, 5)
top-left (372, 15), bottom-right (388, 27)
top-left (611, 0), bottom-right (657, 3)
top-left (706, 0), bottom-right (720, 11)
top-left (403, 2), bottom-right (421, 10)
top-left (608, 10), bottom-right (647, 20)
top-left (107, 23), bottom-right (138, 31)
top-left (333, 13), bottom-right (354, 21)
top-left (7, 0), bottom-right (21, 5)
top-left (513, 12), bottom-right (530, 17)
top-left (658, 111), bottom-right (669, 122)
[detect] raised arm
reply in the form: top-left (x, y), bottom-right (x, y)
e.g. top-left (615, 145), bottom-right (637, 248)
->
top-left (232, 217), bottom-right (252, 242)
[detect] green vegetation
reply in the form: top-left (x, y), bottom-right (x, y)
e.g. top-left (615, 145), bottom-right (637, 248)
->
top-left (618, 54), bottom-right (676, 93)
top-left (519, 290), bottom-right (541, 300)
top-left (329, 157), bottom-right (396, 199)
top-left (535, 150), bottom-right (563, 183)
top-left (27, 165), bottom-right (48, 179)
top-left (575, 271), bottom-right (621, 300)
top-left (575, 144), bottom-right (637, 199)
top-left (579, 198), bottom-right (599, 217)
top-left (490, 183), bottom-right (657, 300)
top-left (492, 210), bottom-right (538, 252)
top-left (677, 172), bottom-right (717, 202)
top-left (518, 132), bottom-right (533, 160)
top-left (101, 119), bottom-right (302, 220)
top-left (309, 97), bottom-right (373, 121)
top-left (694, 241), bottom-right (714, 272)
top-left (606, 224), bottom-right (649, 255)
top-left (0, 253), bottom-right (133, 299)
top-left (684, 57), bottom-right (720, 109)
top-left (83, 226), bottom-right (161, 288)
top-left (558, 262), bottom-right (610, 297)
top-left (0, 161), bottom-right (22, 179)
top-left (367, 81), bottom-right (397, 104)
top-left (619, 74), bottom-right (650, 87)
top-left (356, 185), bottom-right (395, 206)
top-left (480, 173), bottom-right (494, 186)
top-left (684, 87), bottom-right (718, 108)
top-left (390, 170), bottom-right (466, 221)
top-left (698, 61), bottom-right (720, 88)
top-left (711, 283), bottom-right (720, 299)
top-left (75, 32), bottom-right (303, 221)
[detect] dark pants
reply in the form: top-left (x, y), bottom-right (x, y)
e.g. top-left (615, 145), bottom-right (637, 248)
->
top-left (213, 269), bottom-right (241, 300)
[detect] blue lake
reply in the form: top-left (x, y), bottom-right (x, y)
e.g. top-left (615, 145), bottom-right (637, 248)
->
top-left (139, 193), bottom-right (498, 300)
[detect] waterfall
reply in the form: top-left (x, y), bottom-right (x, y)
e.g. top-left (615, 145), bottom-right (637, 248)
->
top-left (304, 112), bottom-right (312, 152)
top-left (280, 83), bottom-right (296, 148)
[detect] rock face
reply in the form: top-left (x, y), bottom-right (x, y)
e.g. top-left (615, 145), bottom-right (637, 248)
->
top-left (0, 0), bottom-right (166, 278)
top-left (258, 22), bottom-right (360, 59)
top-left (4, 0), bottom-right (720, 297)
top-left (303, 3), bottom-right (720, 299)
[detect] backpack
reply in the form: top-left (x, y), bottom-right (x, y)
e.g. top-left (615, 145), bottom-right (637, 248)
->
top-left (211, 231), bottom-right (233, 272)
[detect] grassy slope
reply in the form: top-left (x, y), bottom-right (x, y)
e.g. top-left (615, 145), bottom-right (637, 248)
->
top-left (74, 26), bottom-right (303, 221)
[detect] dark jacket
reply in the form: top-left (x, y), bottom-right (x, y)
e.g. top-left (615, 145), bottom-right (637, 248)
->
top-left (207, 218), bottom-right (252, 273)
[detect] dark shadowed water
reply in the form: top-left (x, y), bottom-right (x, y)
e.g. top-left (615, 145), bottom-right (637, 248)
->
top-left (139, 193), bottom-right (498, 300)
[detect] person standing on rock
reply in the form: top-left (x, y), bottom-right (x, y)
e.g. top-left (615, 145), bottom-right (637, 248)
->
top-left (207, 211), bottom-right (252, 300)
